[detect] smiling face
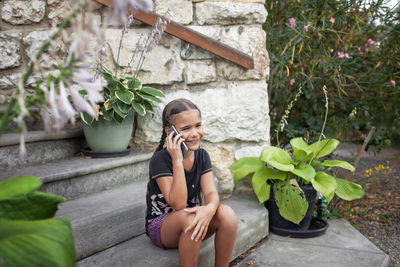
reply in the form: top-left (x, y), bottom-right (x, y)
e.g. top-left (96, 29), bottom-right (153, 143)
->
top-left (168, 109), bottom-right (203, 151)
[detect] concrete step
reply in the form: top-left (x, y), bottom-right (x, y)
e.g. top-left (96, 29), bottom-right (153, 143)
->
top-left (76, 195), bottom-right (269, 267)
top-left (233, 219), bottom-right (390, 267)
top-left (56, 181), bottom-right (148, 260)
top-left (0, 128), bottom-right (85, 168)
top-left (1, 151), bottom-right (152, 200)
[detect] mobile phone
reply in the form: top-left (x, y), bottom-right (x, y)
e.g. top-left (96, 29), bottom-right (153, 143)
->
top-left (169, 125), bottom-right (189, 157)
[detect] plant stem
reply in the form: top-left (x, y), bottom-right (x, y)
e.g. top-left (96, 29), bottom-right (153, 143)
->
top-left (0, 0), bottom-right (87, 135)
top-left (309, 85), bottom-right (329, 164)
top-left (115, 28), bottom-right (126, 77)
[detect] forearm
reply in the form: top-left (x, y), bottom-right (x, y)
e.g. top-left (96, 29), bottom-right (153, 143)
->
top-left (167, 160), bottom-right (188, 210)
top-left (203, 190), bottom-right (219, 215)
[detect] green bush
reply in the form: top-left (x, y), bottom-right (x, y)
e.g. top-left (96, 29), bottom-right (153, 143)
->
top-left (266, 0), bottom-right (400, 148)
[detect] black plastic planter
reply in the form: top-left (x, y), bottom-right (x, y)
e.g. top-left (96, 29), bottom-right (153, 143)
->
top-left (264, 184), bottom-right (328, 237)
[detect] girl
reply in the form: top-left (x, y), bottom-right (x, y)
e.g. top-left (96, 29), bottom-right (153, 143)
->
top-left (145, 98), bottom-right (238, 267)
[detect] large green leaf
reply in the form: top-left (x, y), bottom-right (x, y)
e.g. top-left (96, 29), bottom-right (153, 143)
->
top-left (141, 87), bottom-right (165, 97)
top-left (127, 77), bottom-right (142, 89)
top-left (307, 139), bottom-right (339, 160)
top-left (0, 192), bottom-right (65, 221)
top-left (273, 181), bottom-right (308, 224)
top-left (290, 164), bottom-right (316, 182)
top-left (115, 90), bottom-right (134, 105)
top-left (334, 177), bottom-right (364, 200)
top-left (0, 218), bottom-right (75, 267)
top-left (99, 106), bottom-right (113, 121)
top-left (113, 111), bottom-right (124, 124)
top-left (260, 146), bottom-right (294, 171)
top-left (0, 176), bottom-right (41, 198)
top-left (80, 111), bottom-right (94, 125)
top-left (229, 157), bottom-right (265, 183)
top-left (290, 137), bottom-right (312, 161)
top-left (113, 102), bottom-right (128, 119)
top-left (137, 92), bottom-right (162, 103)
top-left (312, 172), bottom-right (337, 202)
top-left (131, 102), bottom-right (146, 116)
top-left (321, 160), bottom-right (355, 172)
top-left (252, 173), bottom-right (270, 204)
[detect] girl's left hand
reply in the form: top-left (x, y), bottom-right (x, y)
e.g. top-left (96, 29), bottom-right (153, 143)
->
top-left (183, 205), bottom-right (216, 242)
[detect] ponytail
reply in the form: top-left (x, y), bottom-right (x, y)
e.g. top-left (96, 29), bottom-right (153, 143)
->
top-left (155, 131), bottom-right (167, 152)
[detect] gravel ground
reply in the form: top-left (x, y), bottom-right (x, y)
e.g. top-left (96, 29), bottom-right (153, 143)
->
top-left (331, 147), bottom-right (400, 267)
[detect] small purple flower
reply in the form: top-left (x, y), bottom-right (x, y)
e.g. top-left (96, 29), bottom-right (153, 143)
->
top-left (290, 79), bottom-right (295, 85)
top-left (303, 25), bottom-right (309, 32)
top-left (390, 80), bottom-right (396, 87)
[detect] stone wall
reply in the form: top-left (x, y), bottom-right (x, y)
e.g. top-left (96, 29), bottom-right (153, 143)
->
top-left (0, 0), bottom-right (270, 195)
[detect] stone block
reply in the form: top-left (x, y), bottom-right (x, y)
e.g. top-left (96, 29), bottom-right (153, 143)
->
top-left (135, 80), bottom-right (270, 144)
top-left (105, 28), bottom-right (184, 85)
top-left (195, 2), bottom-right (267, 25)
top-left (2, 0), bottom-right (45, 25)
top-left (23, 31), bottom-right (67, 70)
top-left (186, 60), bottom-right (217, 84)
top-left (47, 0), bottom-right (73, 26)
top-left (155, 0), bottom-right (193, 25)
top-left (202, 143), bottom-right (235, 194)
top-left (217, 25), bottom-right (269, 80)
top-left (0, 33), bottom-right (22, 70)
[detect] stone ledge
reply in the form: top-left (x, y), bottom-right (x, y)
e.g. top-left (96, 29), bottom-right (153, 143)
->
top-left (76, 194), bottom-right (269, 267)
top-left (56, 181), bottom-right (148, 260)
top-left (1, 151), bottom-right (152, 183)
top-left (0, 128), bottom-right (83, 147)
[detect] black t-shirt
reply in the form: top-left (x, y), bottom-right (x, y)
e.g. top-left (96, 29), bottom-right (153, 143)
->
top-left (145, 148), bottom-right (213, 228)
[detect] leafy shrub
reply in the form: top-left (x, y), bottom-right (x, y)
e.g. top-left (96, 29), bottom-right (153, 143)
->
top-left (266, 0), bottom-right (400, 148)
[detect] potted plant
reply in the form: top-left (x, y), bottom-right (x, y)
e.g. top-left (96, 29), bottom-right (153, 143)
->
top-left (79, 13), bottom-right (169, 156)
top-left (229, 86), bottom-right (364, 235)
top-left (80, 65), bottom-right (164, 155)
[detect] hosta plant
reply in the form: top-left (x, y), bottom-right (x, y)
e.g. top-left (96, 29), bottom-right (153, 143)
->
top-left (81, 66), bottom-right (165, 125)
top-left (229, 137), bottom-right (364, 224)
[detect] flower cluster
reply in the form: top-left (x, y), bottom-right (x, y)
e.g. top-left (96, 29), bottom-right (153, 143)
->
top-left (364, 165), bottom-right (392, 177)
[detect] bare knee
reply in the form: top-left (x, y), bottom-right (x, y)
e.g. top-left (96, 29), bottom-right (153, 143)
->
top-left (215, 204), bottom-right (237, 231)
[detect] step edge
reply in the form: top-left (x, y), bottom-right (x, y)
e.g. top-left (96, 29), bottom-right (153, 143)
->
top-left (0, 127), bottom-right (83, 146)
top-left (3, 151), bottom-right (153, 183)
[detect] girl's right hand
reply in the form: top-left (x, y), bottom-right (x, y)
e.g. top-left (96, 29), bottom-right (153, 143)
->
top-left (166, 131), bottom-right (185, 162)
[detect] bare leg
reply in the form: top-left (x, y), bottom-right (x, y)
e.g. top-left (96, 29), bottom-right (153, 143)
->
top-left (205, 204), bottom-right (238, 267)
top-left (161, 210), bottom-right (202, 267)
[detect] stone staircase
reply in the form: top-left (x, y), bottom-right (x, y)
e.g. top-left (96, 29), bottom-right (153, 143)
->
top-left (0, 128), bottom-right (269, 267)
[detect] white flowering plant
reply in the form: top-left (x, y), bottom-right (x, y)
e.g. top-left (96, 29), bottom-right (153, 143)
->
top-left (0, 0), bottom-right (168, 151)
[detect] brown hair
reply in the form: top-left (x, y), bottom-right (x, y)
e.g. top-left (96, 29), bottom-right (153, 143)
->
top-left (155, 98), bottom-right (201, 152)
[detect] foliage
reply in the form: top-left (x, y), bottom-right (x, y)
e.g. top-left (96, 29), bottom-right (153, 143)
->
top-left (266, 0), bottom-right (400, 148)
top-left (0, 176), bottom-right (75, 267)
top-left (81, 66), bottom-right (164, 125)
top-left (230, 137), bottom-right (364, 224)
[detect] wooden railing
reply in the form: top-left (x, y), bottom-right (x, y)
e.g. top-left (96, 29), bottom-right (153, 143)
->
top-left (95, 0), bottom-right (254, 69)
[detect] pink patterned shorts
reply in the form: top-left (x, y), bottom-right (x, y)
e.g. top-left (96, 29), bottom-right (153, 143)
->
top-left (147, 213), bottom-right (170, 248)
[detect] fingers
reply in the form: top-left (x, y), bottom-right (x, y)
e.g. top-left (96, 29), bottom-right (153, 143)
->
top-left (191, 223), bottom-right (208, 242)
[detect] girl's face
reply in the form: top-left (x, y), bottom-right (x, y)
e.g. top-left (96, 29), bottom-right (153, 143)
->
top-left (170, 109), bottom-right (203, 151)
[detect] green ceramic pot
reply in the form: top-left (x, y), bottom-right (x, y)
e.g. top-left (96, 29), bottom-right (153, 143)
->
top-left (83, 110), bottom-right (135, 153)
